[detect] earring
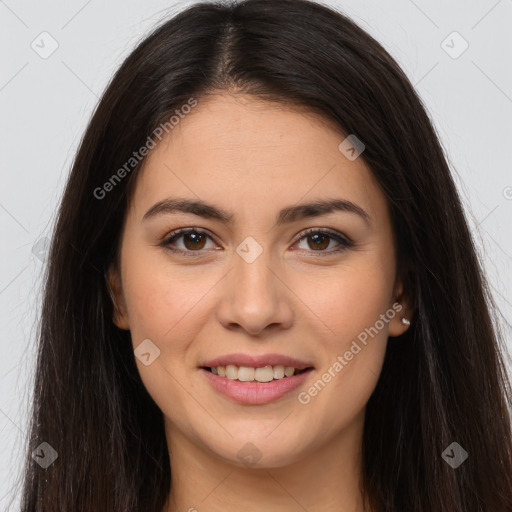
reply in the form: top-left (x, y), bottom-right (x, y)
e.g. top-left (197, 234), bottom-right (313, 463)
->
top-left (401, 317), bottom-right (410, 326)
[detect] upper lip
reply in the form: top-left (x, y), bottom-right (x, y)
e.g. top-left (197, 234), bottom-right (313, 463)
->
top-left (201, 353), bottom-right (314, 370)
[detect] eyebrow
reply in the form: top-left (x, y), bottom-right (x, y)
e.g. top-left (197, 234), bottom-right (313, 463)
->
top-left (142, 197), bottom-right (371, 227)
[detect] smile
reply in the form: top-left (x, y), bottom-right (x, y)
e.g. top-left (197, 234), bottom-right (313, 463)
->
top-left (201, 368), bottom-right (314, 405)
top-left (203, 364), bottom-right (310, 382)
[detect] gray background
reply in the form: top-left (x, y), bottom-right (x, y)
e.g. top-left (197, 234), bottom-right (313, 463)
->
top-left (1, 0), bottom-right (511, 507)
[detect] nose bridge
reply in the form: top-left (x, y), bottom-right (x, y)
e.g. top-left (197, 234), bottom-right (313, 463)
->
top-left (235, 241), bottom-right (275, 303)
top-left (216, 236), bottom-right (293, 334)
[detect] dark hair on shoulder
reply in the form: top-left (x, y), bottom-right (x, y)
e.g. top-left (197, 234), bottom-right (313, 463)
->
top-left (15, 0), bottom-right (512, 510)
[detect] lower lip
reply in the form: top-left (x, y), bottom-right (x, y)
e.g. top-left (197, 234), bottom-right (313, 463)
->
top-left (200, 368), bottom-right (313, 405)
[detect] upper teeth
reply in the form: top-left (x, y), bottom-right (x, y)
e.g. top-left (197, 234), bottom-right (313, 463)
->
top-left (211, 364), bottom-right (297, 382)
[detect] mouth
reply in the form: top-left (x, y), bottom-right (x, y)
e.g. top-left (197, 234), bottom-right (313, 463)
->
top-left (198, 352), bottom-right (315, 405)
top-left (200, 364), bottom-right (313, 383)
top-left (199, 354), bottom-right (315, 405)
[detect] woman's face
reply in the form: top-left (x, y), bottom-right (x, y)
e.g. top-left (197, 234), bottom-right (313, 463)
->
top-left (109, 93), bottom-right (410, 468)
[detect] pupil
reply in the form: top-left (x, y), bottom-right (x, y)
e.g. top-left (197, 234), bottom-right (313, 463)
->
top-left (309, 234), bottom-right (328, 250)
top-left (185, 233), bottom-right (205, 250)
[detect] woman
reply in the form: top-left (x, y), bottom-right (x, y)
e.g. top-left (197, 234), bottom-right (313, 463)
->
top-left (18, 0), bottom-right (512, 510)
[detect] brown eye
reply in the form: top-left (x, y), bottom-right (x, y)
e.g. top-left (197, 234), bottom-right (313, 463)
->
top-left (181, 232), bottom-right (207, 250)
top-left (294, 228), bottom-right (353, 255)
top-left (163, 229), bottom-right (216, 254)
top-left (162, 227), bottom-right (352, 257)
top-left (305, 233), bottom-right (330, 251)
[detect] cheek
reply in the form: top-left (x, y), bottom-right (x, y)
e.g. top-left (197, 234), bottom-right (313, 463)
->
top-left (122, 247), bottom-right (215, 343)
top-left (294, 255), bottom-right (395, 346)
top-left (121, 263), bottom-right (213, 425)
top-left (291, 256), bottom-right (394, 424)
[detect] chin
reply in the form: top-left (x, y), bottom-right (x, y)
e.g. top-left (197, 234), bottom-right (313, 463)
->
top-left (203, 429), bottom-right (310, 469)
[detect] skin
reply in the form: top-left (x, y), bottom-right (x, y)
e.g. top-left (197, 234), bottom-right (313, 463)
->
top-left (108, 92), bottom-right (411, 512)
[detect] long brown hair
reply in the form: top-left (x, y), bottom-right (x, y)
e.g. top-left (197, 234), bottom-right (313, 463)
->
top-left (16, 0), bottom-right (512, 510)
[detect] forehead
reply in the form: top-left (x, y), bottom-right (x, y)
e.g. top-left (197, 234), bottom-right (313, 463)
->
top-left (128, 93), bottom-right (387, 226)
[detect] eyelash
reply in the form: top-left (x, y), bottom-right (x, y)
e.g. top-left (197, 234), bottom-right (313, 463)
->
top-left (161, 227), bottom-right (354, 257)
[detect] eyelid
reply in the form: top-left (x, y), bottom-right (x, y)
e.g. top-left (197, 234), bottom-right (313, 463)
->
top-left (161, 227), bottom-right (219, 256)
top-left (292, 227), bottom-right (353, 245)
top-left (161, 226), bottom-right (353, 256)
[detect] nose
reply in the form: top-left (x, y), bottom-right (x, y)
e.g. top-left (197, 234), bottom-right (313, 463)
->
top-left (215, 248), bottom-right (294, 336)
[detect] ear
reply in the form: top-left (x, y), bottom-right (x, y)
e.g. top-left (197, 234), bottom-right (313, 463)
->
top-left (106, 264), bottom-right (130, 330)
top-left (388, 276), bottom-right (413, 338)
